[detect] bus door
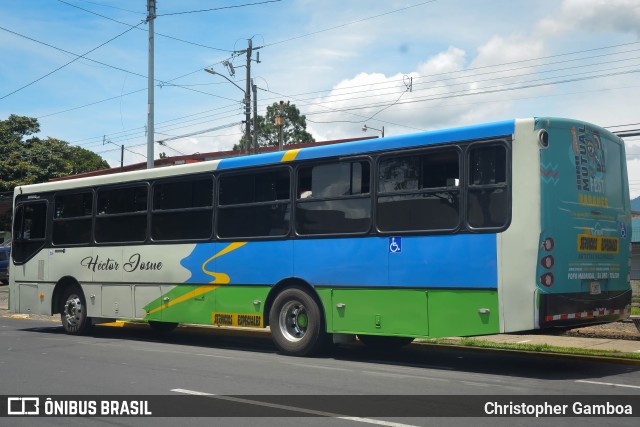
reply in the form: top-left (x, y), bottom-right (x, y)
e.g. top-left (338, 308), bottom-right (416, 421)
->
top-left (12, 199), bottom-right (48, 314)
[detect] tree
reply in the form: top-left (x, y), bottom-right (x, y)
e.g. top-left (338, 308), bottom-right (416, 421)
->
top-left (0, 115), bottom-right (110, 231)
top-left (235, 102), bottom-right (315, 150)
top-left (0, 115), bottom-right (109, 192)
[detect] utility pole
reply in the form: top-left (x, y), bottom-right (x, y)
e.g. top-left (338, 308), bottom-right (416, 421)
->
top-left (146, 0), bottom-right (155, 169)
top-left (252, 79), bottom-right (258, 154)
top-left (244, 39), bottom-right (252, 155)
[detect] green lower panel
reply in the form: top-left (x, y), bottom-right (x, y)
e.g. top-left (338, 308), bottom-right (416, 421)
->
top-left (145, 285), bottom-right (271, 326)
top-left (331, 289), bottom-right (429, 336)
top-left (159, 285), bottom-right (215, 325)
top-left (326, 288), bottom-right (499, 338)
top-left (427, 290), bottom-right (499, 337)
top-left (214, 286), bottom-right (270, 327)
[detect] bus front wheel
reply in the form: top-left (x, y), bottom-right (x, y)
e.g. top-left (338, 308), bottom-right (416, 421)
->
top-left (60, 286), bottom-right (91, 335)
top-left (269, 287), bottom-right (327, 356)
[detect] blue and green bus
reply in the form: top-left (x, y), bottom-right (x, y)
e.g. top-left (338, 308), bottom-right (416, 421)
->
top-left (9, 117), bottom-right (632, 355)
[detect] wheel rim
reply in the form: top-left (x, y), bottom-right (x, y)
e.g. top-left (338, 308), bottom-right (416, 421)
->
top-left (278, 300), bottom-right (308, 342)
top-left (63, 295), bottom-right (83, 327)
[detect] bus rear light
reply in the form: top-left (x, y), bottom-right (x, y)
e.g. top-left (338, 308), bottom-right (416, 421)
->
top-left (541, 256), bottom-right (554, 269)
top-left (542, 237), bottom-right (554, 251)
top-left (540, 273), bottom-right (554, 287)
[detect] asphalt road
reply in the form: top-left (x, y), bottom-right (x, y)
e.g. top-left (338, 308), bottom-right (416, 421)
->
top-left (1, 315), bottom-right (639, 427)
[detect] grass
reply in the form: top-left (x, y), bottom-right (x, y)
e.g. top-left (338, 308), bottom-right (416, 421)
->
top-left (632, 306), bottom-right (640, 316)
top-left (419, 337), bottom-right (640, 361)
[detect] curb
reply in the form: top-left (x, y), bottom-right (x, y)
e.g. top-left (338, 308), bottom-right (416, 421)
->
top-left (412, 340), bottom-right (640, 366)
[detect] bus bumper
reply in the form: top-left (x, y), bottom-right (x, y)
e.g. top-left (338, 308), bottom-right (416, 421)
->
top-left (538, 289), bottom-right (631, 328)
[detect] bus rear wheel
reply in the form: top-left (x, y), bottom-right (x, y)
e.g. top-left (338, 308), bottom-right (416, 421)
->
top-left (269, 287), bottom-right (327, 356)
top-left (357, 335), bottom-right (414, 349)
top-left (60, 286), bottom-right (91, 335)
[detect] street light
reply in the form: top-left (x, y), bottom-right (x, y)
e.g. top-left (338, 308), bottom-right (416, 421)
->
top-left (362, 124), bottom-right (384, 138)
top-left (204, 68), bottom-right (251, 154)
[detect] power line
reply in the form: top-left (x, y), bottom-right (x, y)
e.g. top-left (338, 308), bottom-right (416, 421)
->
top-left (262, 0), bottom-right (437, 48)
top-left (0, 24), bottom-right (148, 79)
top-left (57, 0), bottom-right (234, 52)
top-left (156, 0), bottom-right (282, 17)
top-left (73, 0), bottom-right (145, 15)
top-left (0, 21), bottom-right (143, 101)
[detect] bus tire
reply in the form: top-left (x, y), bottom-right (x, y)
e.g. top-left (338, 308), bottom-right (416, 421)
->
top-left (148, 321), bottom-right (178, 333)
top-left (269, 287), bottom-right (327, 356)
top-left (357, 335), bottom-right (414, 349)
top-left (60, 286), bottom-right (91, 335)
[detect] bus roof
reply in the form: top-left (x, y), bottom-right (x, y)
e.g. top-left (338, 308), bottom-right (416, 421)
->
top-left (16, 119), bottom-right (517, 196)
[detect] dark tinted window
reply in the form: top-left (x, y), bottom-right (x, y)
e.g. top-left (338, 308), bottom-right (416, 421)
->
top-left (467, 145), bottom-right (509, 229)
top-left (96, 185), bottom-right (148, 243)
top-left (377, 150), bottom-right (460, 232)
top-left (54, 192), bottom-right (93, 218)
top-left (97, 186), bottom-right (147, 215)
top-left (469, 145), bottom-right (506, 185)
top-left (53, 192), bottom-right (93, 245)
top-left (14, 202), bottom-right (47, 241)
top-left (217, 204), bottom-right (290, 238)
top-left (217, 169), bottom-right (291, 238)
top-left (151, 178), bottom-right (214, 241)
top-left (296, 161), bottom-right (371, 235)
top-left (153, 178), bottom-right (212, 210)
top-left (12, 201), bottom-right (47, 263)
top-left (219, 169), bottom-right (290, 205)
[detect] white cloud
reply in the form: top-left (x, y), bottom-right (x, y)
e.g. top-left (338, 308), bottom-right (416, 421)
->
top-left (538, 0), bottom-right (640, 36)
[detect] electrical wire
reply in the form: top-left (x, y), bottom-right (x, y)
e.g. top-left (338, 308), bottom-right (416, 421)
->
top-left (0, 21), bottom-right (143, 101)
top-left (57, 0), bottom-right (234, 52)
top-left (261, 0), bottom-right (437, 48)
top-left (156, 0), bottom-right (282, 17)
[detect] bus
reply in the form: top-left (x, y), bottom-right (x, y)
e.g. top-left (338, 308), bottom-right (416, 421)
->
top-left (8, 117), bottom-right (632, 356)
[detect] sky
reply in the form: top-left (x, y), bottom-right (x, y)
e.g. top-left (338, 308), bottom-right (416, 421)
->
top-left (1, 0), bottom-right (639, 198)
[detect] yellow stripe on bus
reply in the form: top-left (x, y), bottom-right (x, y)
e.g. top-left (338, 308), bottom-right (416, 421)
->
top-left (147, 242), bottom-right (249, 316)
top-left (281, 149), bottom-right (300, 162)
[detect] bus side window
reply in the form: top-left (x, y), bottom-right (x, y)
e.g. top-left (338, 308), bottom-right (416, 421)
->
top-left (95, 185), bottom-right (148, 243)
top-left (151, 177), bottom-right (214, 241)
top-left (467, 145), bottom-right (509, 229)
top-left (217, 168), bottom-right (291, 239)
top-left (12, 201), bottom-right (48, 264)
top-left (295, 161), bottom-right (371, 235)
top-left (377, 149), bottom-right (460, 232)
top-left (52, 192), bottom-right (93, 245)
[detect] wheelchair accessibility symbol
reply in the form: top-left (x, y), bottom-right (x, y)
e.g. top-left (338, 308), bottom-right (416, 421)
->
top-left (389, 237), bottom-right (402, 253)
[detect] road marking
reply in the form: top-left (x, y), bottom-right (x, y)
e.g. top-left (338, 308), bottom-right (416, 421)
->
top-left (576, 380), bottom-right (640, 389)
top-left (289, 363), bottom-right (352, 372)
top-left (171, 388), bottom-right (418, 427)
top-left (360, 370), bottom-right (449, 382)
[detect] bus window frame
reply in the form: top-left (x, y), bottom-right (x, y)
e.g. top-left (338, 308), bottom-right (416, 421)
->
top-left (293, 156), bottom-right (373, 238)
top-left (94, 182), bottom-right (150, 245)
top-left (463, 139), bottom-right (512, 233)
top-left (215, 165), bottom-right (293, 241)
top-left (374, 145), bottom-right (464, 235)
top-left (149, 173), bottom-right (215, 243)
top-left (51, 189), bottom-right (95, 247)
top-left (12, 198), bottom-right (49, 265)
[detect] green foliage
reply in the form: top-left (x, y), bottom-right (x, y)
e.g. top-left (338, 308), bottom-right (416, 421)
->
top-left (235, 102), bottom-right (315, 150)
top-left (0, 115), bottom-right (109, 193)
